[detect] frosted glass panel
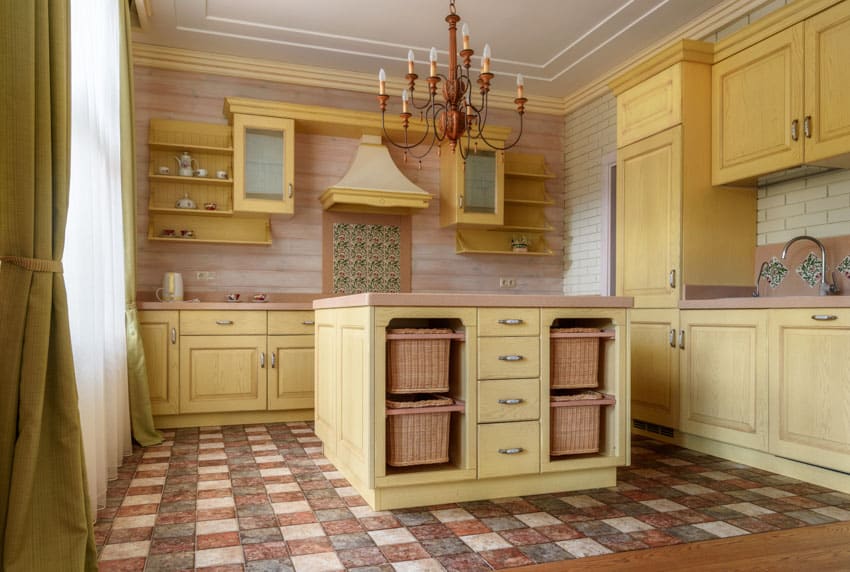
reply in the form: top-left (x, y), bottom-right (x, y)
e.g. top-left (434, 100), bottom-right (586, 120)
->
top-left (245, 128), bottom-right (284, 200)
top-left (463, 151), bottom-right (496, 213)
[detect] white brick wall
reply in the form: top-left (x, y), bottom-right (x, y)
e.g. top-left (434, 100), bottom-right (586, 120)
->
top-left (562, 93), bottom-right (616, 294)
top-left (758, 170), bottom-right (850, 245)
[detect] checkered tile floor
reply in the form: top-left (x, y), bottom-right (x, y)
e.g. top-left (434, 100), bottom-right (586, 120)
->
top-left (95, 423), bottom-right (850, 571)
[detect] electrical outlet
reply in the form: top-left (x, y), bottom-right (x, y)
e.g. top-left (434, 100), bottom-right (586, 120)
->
top-left (499, 277), bottom-right (516, 289)
top-left (196, 271), bottom-right (216, 281)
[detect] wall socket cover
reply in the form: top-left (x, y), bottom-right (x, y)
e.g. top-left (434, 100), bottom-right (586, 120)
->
top-left (196, 271), bottom-right (216, 280)
top-left (499, 277), bottom-right (517, 288)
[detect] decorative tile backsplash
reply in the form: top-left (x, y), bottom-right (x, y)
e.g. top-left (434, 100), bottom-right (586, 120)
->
top-left (838, 256), bottom-right (850, 279)
top-left (796, 252), bottom-right (826, 288)
top-left (760, 256), bottom-right (788, 289)
top-left (332, 223), bottom-right (401, 294)
top-left (755, 235), bottom-right (850, 296)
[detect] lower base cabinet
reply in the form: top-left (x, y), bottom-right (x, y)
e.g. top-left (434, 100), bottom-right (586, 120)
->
top-left (477, 421), bottom-right (540, 479)
top-left (679, 310), bottom-right (768, 451)
top-left (138, 310), bottom-right (179, 416)
top-left (769, 309), bottom-right (850, 473)
top-left (629, 308), bottom-right (679, 429)
top-left (268, 335), bottom-right (315, 410)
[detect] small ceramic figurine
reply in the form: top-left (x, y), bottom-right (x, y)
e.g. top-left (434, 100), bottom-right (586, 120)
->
top-left (175, 193), bottom-right (196, 209)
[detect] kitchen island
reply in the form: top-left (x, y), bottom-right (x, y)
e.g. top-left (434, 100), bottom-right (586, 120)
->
top-left (312, 293), bottom-right (632, 510)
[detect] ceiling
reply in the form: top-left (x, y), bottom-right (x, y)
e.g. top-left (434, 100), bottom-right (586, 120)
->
top-left (132, 0), bottom-right (758, 101)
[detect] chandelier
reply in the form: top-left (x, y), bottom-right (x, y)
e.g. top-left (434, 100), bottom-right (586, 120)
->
top-left (377, 0), bottom-right (527, 162)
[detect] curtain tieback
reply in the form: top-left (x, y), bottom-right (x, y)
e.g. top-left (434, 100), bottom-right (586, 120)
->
top-left (0, 256), bottom-right (63, 273)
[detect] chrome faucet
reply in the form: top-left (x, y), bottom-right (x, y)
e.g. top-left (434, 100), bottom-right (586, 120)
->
top-left (753, 261), bottom-right (769, 297)
top-left (780, 235), bottom-right (840, 296)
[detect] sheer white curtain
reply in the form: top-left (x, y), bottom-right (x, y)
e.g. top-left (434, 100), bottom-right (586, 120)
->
top-left (65, 0), bottom-right (133, 513)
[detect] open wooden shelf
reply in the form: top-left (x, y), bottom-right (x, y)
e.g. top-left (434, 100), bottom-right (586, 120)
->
top-left (148, 173), bottom-right (233, 186)
top-left (147, 213), bottom-right (271, 246)
top-left (148, 207), bottom-right (235, 217)
top-left (456, 229), bottom-right (553, 255)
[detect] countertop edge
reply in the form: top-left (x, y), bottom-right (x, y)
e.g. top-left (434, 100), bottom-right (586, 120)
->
top-left (138, 301), bottom-right (316, 310)
top-left (680, 296), bottom-right (850, 309)
top-left (312, 293), bottom-right (634, 309)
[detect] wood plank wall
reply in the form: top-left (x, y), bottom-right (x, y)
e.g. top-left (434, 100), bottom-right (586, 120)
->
top-left (134, 67), bottom-right (565, 298)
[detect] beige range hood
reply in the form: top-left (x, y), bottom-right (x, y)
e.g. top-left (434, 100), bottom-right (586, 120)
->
top-left (319, 135), bottom-right (433, 215)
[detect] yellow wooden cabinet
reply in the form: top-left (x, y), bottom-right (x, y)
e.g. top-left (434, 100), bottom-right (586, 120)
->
top-left (617, 64), bottom-right (683, 148)
top-left (477, 421), bottom-right (540, 479)
top-left (713, 1), bottom-right (850, 185)
top-left (146, 119), bottom-right (272, 245)
top-left (233, 114), bottom-right (296, 214)
top-left (679, 310), bottom-right (768, 451)
top-left (629, 308), bottom-right (680, 430)
top-left (769, 309), bottom-right (850, 473)
top-left (440, 144), bottom-right (504, 227)
top-left (138, 310), bottom-right (179, 416)
top-left (268, 335), bottom-right (314, 411)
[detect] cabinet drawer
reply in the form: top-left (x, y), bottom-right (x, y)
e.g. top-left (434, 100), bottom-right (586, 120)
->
top-left (268, 311), bottom-right (315, 335)
top-left (478, 421), bottom-right (540, 479)
top-left (180, 311), bottom-right (266, 335)
top-left (617, 64), bottom-right (681, 147)
top-left (478, 337), bottom-right (540, 380)
top-left (478, 308), bottom-right (540, 336)
top-left (478, 379), bottom-right (540, 423)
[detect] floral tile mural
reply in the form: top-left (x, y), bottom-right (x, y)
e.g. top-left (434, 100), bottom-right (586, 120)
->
top-left (837, 255), bottom-right (850, 279)
top-left (761, 256), bottom-right (789, 289)
top-left (332, 223), bottom-right (401, 294)
top-left (796, 252), bottom-right (826, 288)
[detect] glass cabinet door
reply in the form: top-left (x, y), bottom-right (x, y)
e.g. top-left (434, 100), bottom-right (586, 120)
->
top-left (439, 143), bottom-right (504, 226)
top-left (233, 114), bottom-right (295, 214)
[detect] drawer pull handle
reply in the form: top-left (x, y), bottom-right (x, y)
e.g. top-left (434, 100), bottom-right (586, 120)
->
top-left (498, 398), bottom-right (523, 405)
top-left (812, 314), bottom-right (838, 321)
top-left (497, 319), bottom-right (523, 325)
top-left (498, 448), bottom-right (524, 455)
top-left (302, 320), bottom-right (315, 325)
top-left (171, 327), bottom-right (177, 344)
top-left (498, 355), bottom-right (523, 362)
top-left (215, 320), bottom-right (234, 326)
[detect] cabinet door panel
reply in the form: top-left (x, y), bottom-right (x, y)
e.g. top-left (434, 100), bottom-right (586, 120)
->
top-left (268, 335), bottom-right (314, 411)
top-left (629, 309), bottom-right (679, 429)
top-left (680, 311), bottom-right (767, 451)
top-left (804, 2), bottom-right (850, 163)
top-left (233, 114), bottom-right (295, 214)
top-left (139, 311), bottom-right (179, 415)
top-left (712, 25), bottom-right (804, 185)
top-left (439, 144), bottom-right (504, 226)
top-left (617, 64), bottom-right (681, 147)
top-left (770, 310), bottom-right (850, 472)
top-left (616, 128), bottom-right (681, 308)
top-left (180, 335), bottom-right (267, 413)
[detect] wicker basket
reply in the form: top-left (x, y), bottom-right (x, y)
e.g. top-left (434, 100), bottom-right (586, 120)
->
top-left (387, 328), bottom-right (453, 393)
top-left (550, 328), bottom-right (601, 388)
top-left (386, 394), bottom-right (454, 467)
top-left (549, 391), bottom-right (614, 456)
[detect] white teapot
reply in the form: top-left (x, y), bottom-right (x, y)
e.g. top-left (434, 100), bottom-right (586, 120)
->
top-left (175, 192), bottom-right (196, 209)
top-left (174, 152), bottom-right (196, 177)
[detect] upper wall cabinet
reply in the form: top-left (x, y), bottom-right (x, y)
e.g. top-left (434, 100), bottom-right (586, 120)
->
top-left (712, 0), bottom-right (850, 185)
top-left (617, 64), bottom-right (682, 148)
top-left (233, 114), bottom-right (296, 215)
top-left (440, 144), bottom-right (505, 227)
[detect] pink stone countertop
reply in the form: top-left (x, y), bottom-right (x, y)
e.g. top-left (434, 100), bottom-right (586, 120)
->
top-left (680, 296), bottom-right (850, 309)
top-left (312, 293), bottom-right (634, 309)
top-left (137, 293), bottom-right (321, 311)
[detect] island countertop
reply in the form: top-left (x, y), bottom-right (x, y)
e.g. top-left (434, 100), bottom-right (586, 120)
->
top-left (679, 296), bottom-right (850, 309)
top-left (312, 292), bottom-right (634, 309)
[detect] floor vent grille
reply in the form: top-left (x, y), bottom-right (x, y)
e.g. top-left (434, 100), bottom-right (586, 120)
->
top-left (633, 419), bottom-right (675, 438)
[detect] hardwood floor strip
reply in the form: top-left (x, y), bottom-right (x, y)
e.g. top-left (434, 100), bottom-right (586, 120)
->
top-left (517, 521), bottom-right (850, 571)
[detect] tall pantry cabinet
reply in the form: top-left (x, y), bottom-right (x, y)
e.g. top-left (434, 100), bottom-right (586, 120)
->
top-left (609, 41), bottom-right (756, 431)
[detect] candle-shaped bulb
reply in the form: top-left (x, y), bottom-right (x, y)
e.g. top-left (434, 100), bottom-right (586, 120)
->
top-left (407, 49), bottom-right (415, 74)
top-left (516, 73), bottom-right (524, 99)
top-left (378, 68), bottom-right (386, 95)
top-left (482, 43), bottom-right (491, 73)
top-left (402, 88), bottom-right (409, 113)
top-left (461, 23), bottom-right (470, 50)
top-left (429, 47), bottom-right (438, 76)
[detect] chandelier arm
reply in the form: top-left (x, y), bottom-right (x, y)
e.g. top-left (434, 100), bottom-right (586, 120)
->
top-left (474, 112), bottom-right (525, 151)
top-left (379, 111), bottom-right (437, 151)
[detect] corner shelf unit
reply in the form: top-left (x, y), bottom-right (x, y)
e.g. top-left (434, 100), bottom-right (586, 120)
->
top-left (454, 151), bottom-right (555, 255)
top-left (146, 119), bottom-right (271, 245)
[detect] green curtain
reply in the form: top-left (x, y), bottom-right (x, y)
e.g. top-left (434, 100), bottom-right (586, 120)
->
top-left (0, 0), bottom-right (97, 570)
top-left (120, 0), bottom-right (162, 447)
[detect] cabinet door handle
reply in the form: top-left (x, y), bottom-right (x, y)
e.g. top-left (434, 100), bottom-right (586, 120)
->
top-left (498, 398), bottom-right (523, 405)
top-left (215, 320), bottom-right (234, 326)
top-left (669, 328), bottom-right (676, 348)
top-left (271, 352), bottom-right (276, 368)
top-left (302, 320), bottom-right (315, 326)
top-left (171, 327), bottom-right (176, 344)
top-left (804, 115), bottom-right (812, 138)
top-left (260, 352), bottom-right (265, 368)
top-left (791, 119), bottom-right (799, 141)
top-left (498, 355), bottom-right (523, 362)
top-left (678, 329), bottom-right (685, 349)
top-left (288, 183), bottom-right (293, 198)
top-left (811, 314), bottom-right (838, 321)
top-left (497, 319), bottom-right (523, 325)
top-left (458, 195), bottom-right (464, 209)
top-left (498, 448), bottom-right (524, 455)
top-left (669, 269), bottom-right (676, 288)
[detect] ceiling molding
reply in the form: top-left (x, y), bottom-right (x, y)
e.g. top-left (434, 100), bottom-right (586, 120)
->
top-left (132, 43), bottom-right (566, 116)
top-left (561, 0), bottom-right (769, 115)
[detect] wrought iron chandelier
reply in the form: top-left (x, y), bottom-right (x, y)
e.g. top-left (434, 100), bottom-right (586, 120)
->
top-left (377, 0), bottom-right (527, 162)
